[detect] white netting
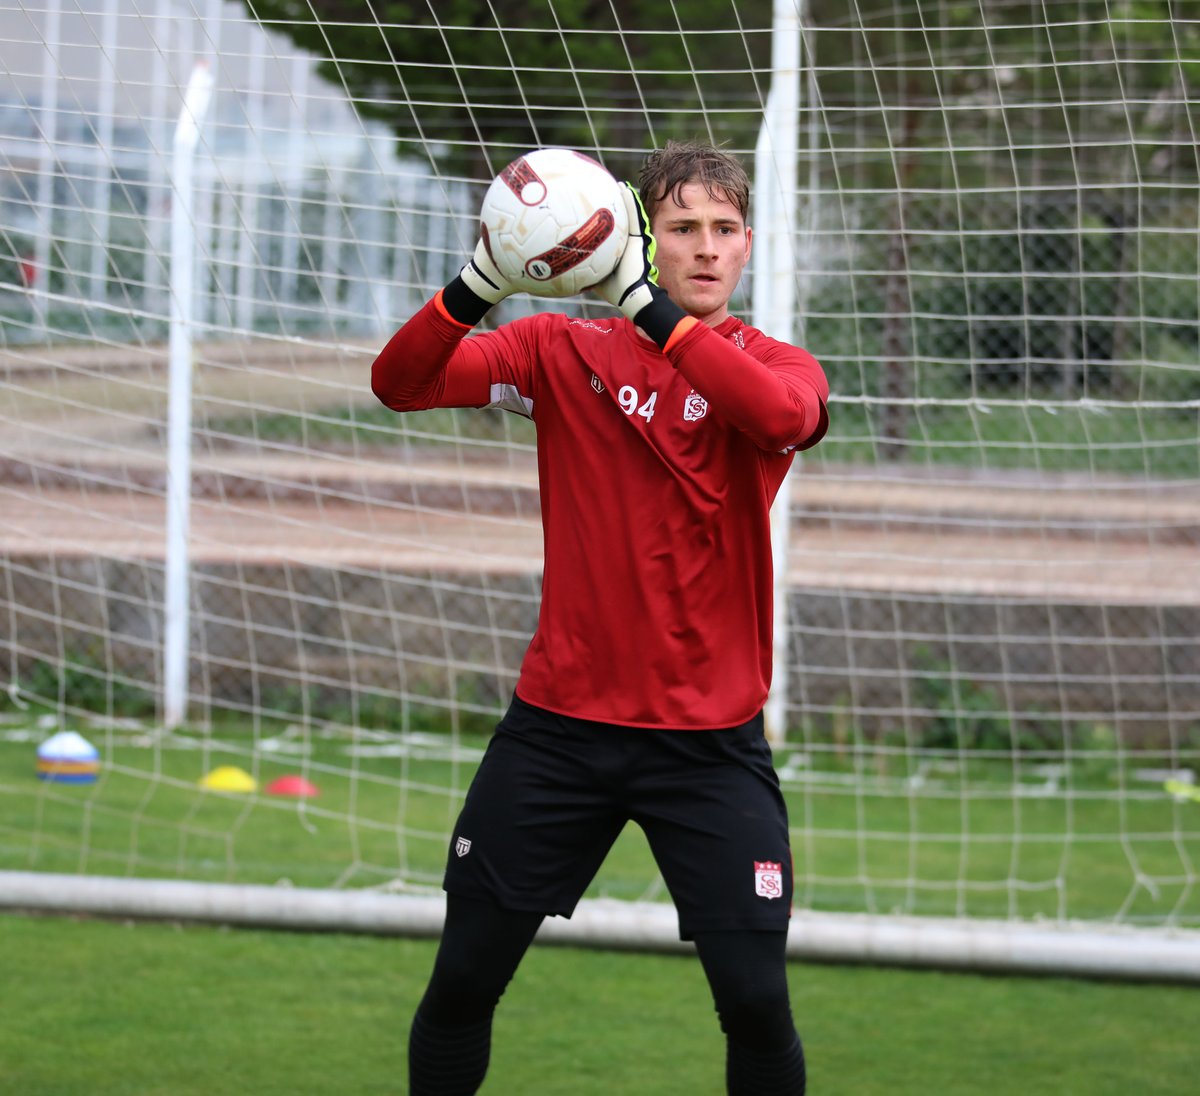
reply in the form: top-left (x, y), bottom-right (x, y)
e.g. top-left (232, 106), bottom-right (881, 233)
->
top-left (0, 1), bottom-right (1197, 952)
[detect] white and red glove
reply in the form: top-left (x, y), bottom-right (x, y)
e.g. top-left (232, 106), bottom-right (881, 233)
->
top-left (440, 237), bottom-right (518, 326)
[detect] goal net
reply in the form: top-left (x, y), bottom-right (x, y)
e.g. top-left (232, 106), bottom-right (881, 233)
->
top-left (1, 0), bottom-right (1197, 977)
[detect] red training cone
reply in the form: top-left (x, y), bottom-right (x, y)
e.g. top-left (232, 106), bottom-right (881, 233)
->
top-left (265, 774), bottom-right (320, 798)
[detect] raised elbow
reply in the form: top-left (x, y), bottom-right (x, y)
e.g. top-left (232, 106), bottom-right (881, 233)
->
top-left (756, 399), bottom-right (828, 453)
top-left (370, 362), bottom-right (400, 409)
top-left (371, 358), bottom-right (423, 412)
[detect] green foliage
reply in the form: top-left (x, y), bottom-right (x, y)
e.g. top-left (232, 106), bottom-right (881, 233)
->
top-left (804, 0), bottom-right (1198, 188)
top-left (909, 648), bottom-right (1043, 753)
top-left (814, 193), bottom-right (1200, 407)
top-left (238, 2), bottom-right (1200, 423)
top-left (252, 675), bottom-right (501, 737)
top-left (7, 653), bottom-right (156, 720)
top-left (796, 1), bottom-right (1200, 435)
top-left (242, 1), bottom-right (775, 176)
top-left (809, 397), bottom-right (1200, 478)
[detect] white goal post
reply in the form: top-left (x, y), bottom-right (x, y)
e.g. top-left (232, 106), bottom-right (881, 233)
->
top-left (1, 0), bottom-right (1198, 982)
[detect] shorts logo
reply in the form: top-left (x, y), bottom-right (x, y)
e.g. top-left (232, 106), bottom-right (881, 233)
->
top-left (590, 372), bottom-right (606, 394)
top-left (754, 860), bottom-right (783, 899)
top-left (683, 391), bottom-right (708, 422)
top-left (454, 836), bottom-right (472, 858)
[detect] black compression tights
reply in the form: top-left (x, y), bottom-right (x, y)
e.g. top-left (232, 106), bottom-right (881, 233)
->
top-left (693, 928), bottom-right (807, 1094)
top-left (408, 894), bottom-right (544, 1096)
top-left (408, 894), bottom-right (805, 1095)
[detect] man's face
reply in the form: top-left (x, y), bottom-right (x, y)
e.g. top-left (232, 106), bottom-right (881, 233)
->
top-left (648, 181), bottom-right (752, 327)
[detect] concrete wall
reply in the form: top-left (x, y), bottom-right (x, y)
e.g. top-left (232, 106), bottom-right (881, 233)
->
top-left (4, 554), bottom-right (1194, 747)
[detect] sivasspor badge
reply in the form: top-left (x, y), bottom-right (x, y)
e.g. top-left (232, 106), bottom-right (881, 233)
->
top-left (455, 836), bottom-right (472, 858)
top-left (683, 390), bottom-right (708, 421)
top-left (754, 860), bottom-right (783, 899)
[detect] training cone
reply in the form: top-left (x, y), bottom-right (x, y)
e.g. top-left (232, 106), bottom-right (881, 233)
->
top-left (37, 730), bottom-right (100, 783)
top-left (266, 774), bottom-right (320, 798)
top-left (199, 765), bottom-right (257, 793)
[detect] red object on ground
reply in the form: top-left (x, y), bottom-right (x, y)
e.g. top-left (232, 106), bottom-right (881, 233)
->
top-left (265, 774), bottom-right (320, 798)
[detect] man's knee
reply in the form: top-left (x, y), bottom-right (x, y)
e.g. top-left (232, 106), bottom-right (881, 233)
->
top-left (420, 954), bottom-right (498, 1024)
top-left (714, 985), bottom-right (796, 1049)
top-left (419, 895), bottom-right (543, 1024)
top-left (693, 929), bottom-right (797, 1050)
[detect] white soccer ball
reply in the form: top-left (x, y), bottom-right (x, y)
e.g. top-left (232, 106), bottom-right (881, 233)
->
top-left (479, 147), bottom-right (629, 299)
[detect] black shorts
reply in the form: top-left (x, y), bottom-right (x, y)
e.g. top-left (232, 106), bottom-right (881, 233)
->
top-left (443, 693), bottom-right (792, 938)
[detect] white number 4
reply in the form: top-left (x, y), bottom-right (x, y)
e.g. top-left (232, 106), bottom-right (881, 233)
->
top-left (618, 385), bottom-right (657, 423)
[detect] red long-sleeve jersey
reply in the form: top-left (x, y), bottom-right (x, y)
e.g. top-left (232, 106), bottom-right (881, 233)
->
top-left (372, 296), bottom-right (828, 729)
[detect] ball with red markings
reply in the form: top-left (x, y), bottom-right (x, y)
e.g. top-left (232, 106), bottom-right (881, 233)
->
top-left (479, 147), bottom-right (629, 298)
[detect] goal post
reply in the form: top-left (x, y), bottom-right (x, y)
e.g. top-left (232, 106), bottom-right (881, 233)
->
top-left (1, 0), bottom-right (1198, 981)
top-left (163, 60), bottom-right (213, 731)
top-left (755, 0), bottom-right (802, 745)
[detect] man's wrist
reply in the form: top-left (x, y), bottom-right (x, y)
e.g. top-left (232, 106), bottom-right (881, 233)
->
top-left (632, 289), bottom-right (689, 349)
top-left (441, 274), bottom-right (494, 327)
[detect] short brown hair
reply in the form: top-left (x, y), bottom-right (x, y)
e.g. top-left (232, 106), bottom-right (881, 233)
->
top-left (638, 141), bottom-right (751, 224)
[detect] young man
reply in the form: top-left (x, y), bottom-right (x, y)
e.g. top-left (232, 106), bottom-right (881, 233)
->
top-left (372, 141), bottom-right (828, 1095)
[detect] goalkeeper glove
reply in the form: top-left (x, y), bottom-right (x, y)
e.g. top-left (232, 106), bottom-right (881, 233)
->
top-left (441, 237), bottom-right (517, 327)
top-left (594, 183), bottom-right (689, 349)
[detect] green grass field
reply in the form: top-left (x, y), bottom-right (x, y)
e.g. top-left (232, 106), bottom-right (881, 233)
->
top-left (3, 708), bottom-right (1200, 1094)
top-left (2, 911), bottom-right (1198, 1095)
top-left (3, 717), bottom-right (1199, 928)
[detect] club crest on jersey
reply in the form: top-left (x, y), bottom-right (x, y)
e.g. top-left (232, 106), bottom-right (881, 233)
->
top-left (455, 836), bottom-right (472, 858)
top-left (754, 861), bottom-right (783, 899)
top-left (683, 390), bottom-right (708, 422)
top-left (590, 373), bottom-right (606, 394)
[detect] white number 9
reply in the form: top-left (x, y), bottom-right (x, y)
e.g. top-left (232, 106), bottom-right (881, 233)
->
top-left (618, 385), bottom-right (638, 415)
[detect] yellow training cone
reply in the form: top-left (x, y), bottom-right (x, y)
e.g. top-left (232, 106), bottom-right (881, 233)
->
top-left (1165, 779), bottom-right (1200, 804)
top-left (200, 765), bottom-right (258, 793)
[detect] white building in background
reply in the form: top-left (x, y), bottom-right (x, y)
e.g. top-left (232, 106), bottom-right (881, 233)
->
top-left (0, 1), bottom-right (345, 123)
top-left (0, 0), bottom-right (464, 343)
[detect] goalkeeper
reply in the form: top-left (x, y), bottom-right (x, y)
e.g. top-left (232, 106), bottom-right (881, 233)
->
top-left (372, 140), bottom-right (828, 1095)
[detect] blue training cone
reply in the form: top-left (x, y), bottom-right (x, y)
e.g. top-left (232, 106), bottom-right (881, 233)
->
top-left (37, 730), bottom-right (100, 784)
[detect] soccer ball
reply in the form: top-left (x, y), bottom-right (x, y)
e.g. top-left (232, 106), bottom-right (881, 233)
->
top-left (478, 148), bottom-right (629, 298)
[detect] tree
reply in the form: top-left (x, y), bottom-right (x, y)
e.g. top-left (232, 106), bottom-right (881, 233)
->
top-left (802, 0), bottom-right (1198, 441)
top-left (243, 1), bottom-right (1199, 436)
top-left (242, 1), bottom-right (773, 178)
